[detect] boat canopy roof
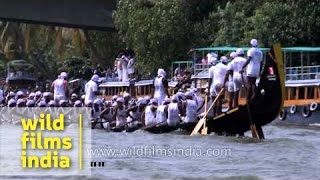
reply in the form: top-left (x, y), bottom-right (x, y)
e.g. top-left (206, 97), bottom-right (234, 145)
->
top-left (192, 46), bottom-right (320, 53)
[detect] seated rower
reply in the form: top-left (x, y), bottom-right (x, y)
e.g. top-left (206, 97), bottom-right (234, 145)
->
top-left (167, 95), bottom-right (182, 127)
top-left (112, 97), bottom-right (127, 129)
top-left (126, 100), bottom-right (141, 129)
top-left (182, 91), bottom-right (198, 124)
top-left (155, 97), bottom-right (171, 126)
top-left (143, 98), bottom-right (158, 126)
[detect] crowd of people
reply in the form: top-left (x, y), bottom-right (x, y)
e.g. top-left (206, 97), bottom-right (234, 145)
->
top-left (0, 39), bottom-right (263, 131)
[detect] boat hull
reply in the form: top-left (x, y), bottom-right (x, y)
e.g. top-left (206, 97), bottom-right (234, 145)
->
top-left (206, 44), bottom-right (285, 135)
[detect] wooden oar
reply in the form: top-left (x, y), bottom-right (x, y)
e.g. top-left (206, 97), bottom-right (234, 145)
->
top-left (141, 120), bottom-right (167, 130)
top-left (241, 73), bottom-right (259, 139)
top-left (190, 88), bottom-right (224, 136)
top-left (201, 94), bottom-right (208, 135)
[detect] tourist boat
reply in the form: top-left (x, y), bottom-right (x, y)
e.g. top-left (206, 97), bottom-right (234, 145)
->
top-left (276, 47), bottom-right (320, 127)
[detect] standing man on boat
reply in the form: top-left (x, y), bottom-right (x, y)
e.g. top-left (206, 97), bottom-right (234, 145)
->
top-left (241, 39), bottom-right (263, 101)
top-left (212, 56), bottom-right (228, 115)
top-left (224, 48), bottom-right (247, 107)
top-left (208, 54), bottom-right (217, 116)
top-left (84, 74), bottom-right (100, 105)
top-left (153, 68), bottom-right (170, 105)
top-left (226, 52), bottom-right (237, 109)
top-left (51, 72), bottom-right (69, 105)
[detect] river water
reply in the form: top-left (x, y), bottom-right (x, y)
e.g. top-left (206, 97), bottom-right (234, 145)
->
top-left (1, 124), bottom-right (320, 180)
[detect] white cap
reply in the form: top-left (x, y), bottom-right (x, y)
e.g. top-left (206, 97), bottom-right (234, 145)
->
top-left (48, 100), bottom-right (56, 106)
top-left (123, 92), bottom-right (130, 98)
top-left (38, 101), bottom-right (47, 107)
top-left (116, 97), bottom-right (124, 103)
top-left (250, 39), bottom-right (258, 47)
top-left (81, 95), bottom-right (85, 99)
top-left (144, 96), bottom-right (151, 101)
top-left (157, 68), bottom-right (166, 78)
top-left (93, 99), bottom-right (102, 104)
top-left (208, 57), bottom-right (217, 65)
top-left (236, 48), bottom-right (244, 55)
top-left (16, 91), bottom-right (24, 96)
top-left (35, 91), bottom-right (42, 96)
top-left (8, 99), bottom-right (16, 105)
top-left (17, 98), bottom-right (25, 105)
top-left (91, 74), bottom-right (99, 82)
top-left (29, 92), bottom-right (35, 98)
top-left (74, 100), bottom-right (82, 107)
top-left (86, 100), bottom-right (93, 105)
top-left (26, 100), bottom-right (35, 106)
top-left (220, 56), bottom-right (228, 63)
top-left (60, 72), bottom-right (68, 78)
top-left (71, 93), bottom-right (78, 98)
top-left (176, 92), bottom-right (184, 99)
top-left (112, 95), bottom-right (119, 101)
top-left (171, 95), bottom-right (179, 102)
top-left (230, 52), bottom-right (237, 59)
top-left (8, 91), bottom-right (15, 96)
top-left (112, 102), bottom-right (117, 107)
top-left (164, 97), bottom-right (171, 104)
top-left (185, 91), bottom-right (193, 97)
top-left (59, 100), bottom-right (67, 105)
top-left (43, 92), bottom-right (51, 97)
top-left (150, 98), bottom-right (158, 105)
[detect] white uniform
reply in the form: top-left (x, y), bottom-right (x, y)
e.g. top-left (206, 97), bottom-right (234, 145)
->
top-left (167, 103), bottom-right (180, 126)
top-left (116, 107), bottom-right (127, 127)
top-left (247, 47), bottom-right (263, 77)
top-left (121, 56), bottom-right (129, 82)
top-left (116, 58), bottom-right (122, 81)
top-left (208, 66), bottom-right (216, 96)
top-left (127, 58), bottom-right (135, 75)
top-left (213, 62), bottom-right (228, 94)
top-left (84, 80), bottom-right (98, 105)
top-left (145, 106), bottom-right (156, 126)
top-left (184, 99), bottom-right (198, 123)
top-left (156, 105), bottom-right (167, 125)
top-left (154, 77), bottom-right (166, 105)
top-left (52, 78), bottom-right (67, 102)
top-left (228, 57), bottom-right (247, 91)
top-left (127, 110), bottom-right (140, 128)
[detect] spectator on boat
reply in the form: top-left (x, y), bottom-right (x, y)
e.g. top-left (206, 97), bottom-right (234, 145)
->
top-left (114, 52), bottom-right (123, 81)
top-left (241, 39), bottom-right (263, 102)
top-left (174, 67), bottom-right (183, 81)
top-left (175, 69), bottom-right (193, 93)
top-left (224, 48), bottom-right (247, 107)
top-left (127, 50), bottom-right (136, 80)
top-left (153, 68), bottom-right (170, 105)
top-left (84, 74), bottom-right (100, 105)
top-left (121, 52), bottom-right (129, 82)
top-left (51, 72), bottom-right (69, 105)
top-left (225, 52), bottom-right (237, 109)
top-left (212, 56), bottom-right (228, 115)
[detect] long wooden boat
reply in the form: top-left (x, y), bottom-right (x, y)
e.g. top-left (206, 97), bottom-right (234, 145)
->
top-left (204, 44), bottom-right (285, 135)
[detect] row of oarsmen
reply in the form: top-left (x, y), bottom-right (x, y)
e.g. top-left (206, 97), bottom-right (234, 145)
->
top-left (91, 90), bottom-right (207, 129)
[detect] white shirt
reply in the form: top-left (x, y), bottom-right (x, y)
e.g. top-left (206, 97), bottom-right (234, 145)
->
top-left (145, 106), bottom-right (156, 126)
top-left (154, 76), bottom-right (166, 105)
top-left (184, 99), bottom-right (198, 123)
top-left (167, 103), bottom-right (180, 126)
top-left (85, 80), bottom-right (98, 104)
top-left (208, 66), bottom-right (215, 94)
top-left (156, 105), bottom-right (167, 124)
top-left (247, 47), bottom-right (263, 77)
top-left (52, 78), bottom-right (67, 97)
top-left (228, 57), bottom-right (247, 77)
top-left (213, 62), bottom-right (228, 85)
top-left (116, 107), bottom-right (127, 127)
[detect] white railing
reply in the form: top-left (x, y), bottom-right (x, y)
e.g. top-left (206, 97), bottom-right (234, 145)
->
top-left (286, 65), bottom-right (320, 81)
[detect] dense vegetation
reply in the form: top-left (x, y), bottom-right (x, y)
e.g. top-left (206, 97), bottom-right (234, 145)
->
top-left (0, 0), bottom-right (319, 80)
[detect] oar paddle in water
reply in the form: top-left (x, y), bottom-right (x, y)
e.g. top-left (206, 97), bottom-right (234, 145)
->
top-left (190, 88), bottom-right (225, 136)
top-left (241, 73), bottom-right (259, 139)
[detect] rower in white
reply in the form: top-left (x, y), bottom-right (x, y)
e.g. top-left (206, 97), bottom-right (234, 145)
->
top-left (156, 97), bottom-right (170, 126)
top-left (167, 95), bottom-right (181, 127)
top-left (113, 97), bottom-right (127, 128)
top-left (144, 98), bottom-right (158, 126)
top-left (153, 68), bottom-right (170, 105)
top-left (183, 91), bottom-right (198, 123)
